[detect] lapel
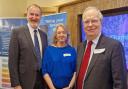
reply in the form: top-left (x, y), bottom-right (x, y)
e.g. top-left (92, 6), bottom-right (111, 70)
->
top-left (23, 25), bottom-right (37, 57)
top-left (77, 41), bottom-right (87, 77)
top-left (84, 34), bottom-right (106, 81)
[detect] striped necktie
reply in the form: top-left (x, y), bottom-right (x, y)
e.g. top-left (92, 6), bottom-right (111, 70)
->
top-left (34, 30), bottom-right (41, 70)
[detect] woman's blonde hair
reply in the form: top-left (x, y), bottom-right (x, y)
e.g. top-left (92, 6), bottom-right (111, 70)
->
top-left (53, 23), bottom-right (70, 45)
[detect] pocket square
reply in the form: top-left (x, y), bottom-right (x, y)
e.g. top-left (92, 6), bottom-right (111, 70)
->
top-left (94, 48), bottom-right (105, 54)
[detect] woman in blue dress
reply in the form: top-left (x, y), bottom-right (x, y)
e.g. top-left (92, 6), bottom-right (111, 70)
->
top-left (42, 24), bottom-right (76, 89)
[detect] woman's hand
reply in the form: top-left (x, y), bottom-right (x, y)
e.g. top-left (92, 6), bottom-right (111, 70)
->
top-left (63, 86), bottom-right (71, 89)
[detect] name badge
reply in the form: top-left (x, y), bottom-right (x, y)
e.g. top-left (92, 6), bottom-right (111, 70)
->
top-left (63, 53), bottom-right (71, 57)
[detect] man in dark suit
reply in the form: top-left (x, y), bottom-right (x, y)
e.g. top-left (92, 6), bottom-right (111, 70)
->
top-left (8, 4), bottom-right (47, 89)
top-left (76, 7), bottom-right (127, 89)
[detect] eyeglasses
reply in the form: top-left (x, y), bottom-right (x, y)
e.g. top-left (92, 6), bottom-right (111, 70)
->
top-left (84, 19), bottom-right (100, 25)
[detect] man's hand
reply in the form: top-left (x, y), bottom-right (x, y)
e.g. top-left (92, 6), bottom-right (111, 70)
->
top-left (14, 85), bottom-right (22, 89)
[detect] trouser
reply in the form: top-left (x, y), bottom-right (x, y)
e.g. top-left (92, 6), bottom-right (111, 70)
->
top-left (33, 70), bottom-right (47, 89)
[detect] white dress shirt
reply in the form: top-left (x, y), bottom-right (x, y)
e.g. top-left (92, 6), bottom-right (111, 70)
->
top-left (27, 23), bottom-right (42, 58)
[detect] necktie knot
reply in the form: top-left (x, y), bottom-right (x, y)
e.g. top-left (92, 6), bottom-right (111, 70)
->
top-left (34, 30), bottom-right (37, 33)
top-left (88, 41), bottom-right (92, 46)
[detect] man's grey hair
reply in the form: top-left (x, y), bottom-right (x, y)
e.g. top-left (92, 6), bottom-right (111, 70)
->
top-left (82, 6), bottom-right (103, 21)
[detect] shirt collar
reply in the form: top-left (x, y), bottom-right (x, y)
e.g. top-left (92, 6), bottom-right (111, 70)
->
top-left (27, 23), bottom-right (40, 31)
top-left (87, 32), bottom-right (101, 45)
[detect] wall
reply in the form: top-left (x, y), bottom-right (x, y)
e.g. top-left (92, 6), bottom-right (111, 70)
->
top-left (59, 0), bottom-right (128, 47)
top-left (0, 0), bottom-right (26, 17)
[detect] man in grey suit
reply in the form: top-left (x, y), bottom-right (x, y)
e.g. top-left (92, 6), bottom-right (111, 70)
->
top-left (76, 7), bottom-right (127, 89)
top-left (8, 4), bottom-right (47, 89)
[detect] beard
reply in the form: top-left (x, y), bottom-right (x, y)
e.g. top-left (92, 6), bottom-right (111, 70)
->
top-left (29, 21), bottom-right (39, 29)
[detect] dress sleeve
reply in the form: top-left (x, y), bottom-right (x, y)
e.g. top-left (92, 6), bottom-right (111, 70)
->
top-left (42, 47), bottom-right (51, 76)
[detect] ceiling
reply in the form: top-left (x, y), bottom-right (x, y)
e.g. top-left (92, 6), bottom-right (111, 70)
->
top-left (27, 0), bottom-right (80, 7)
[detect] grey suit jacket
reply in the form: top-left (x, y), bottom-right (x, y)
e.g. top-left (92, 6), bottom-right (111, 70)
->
top-left (8, 25), bottom-right (48, 89)
top-left (76, 34), bottom-right (127, 89)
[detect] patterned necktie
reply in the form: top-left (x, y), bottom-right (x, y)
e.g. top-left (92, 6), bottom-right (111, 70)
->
top-left (34, 30), bottom-right (41, 70)
top-left (77, 41), bottom-right (92, 89)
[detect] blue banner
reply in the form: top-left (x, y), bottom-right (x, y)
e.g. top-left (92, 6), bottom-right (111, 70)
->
top-left (0, 18), bottom-right (27, 89)
top-left (40, 12), bottom-right (67, 44)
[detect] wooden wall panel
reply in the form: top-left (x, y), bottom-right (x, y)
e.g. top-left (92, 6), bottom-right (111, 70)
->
top-left (59, 0), bottom-right (128, 47)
